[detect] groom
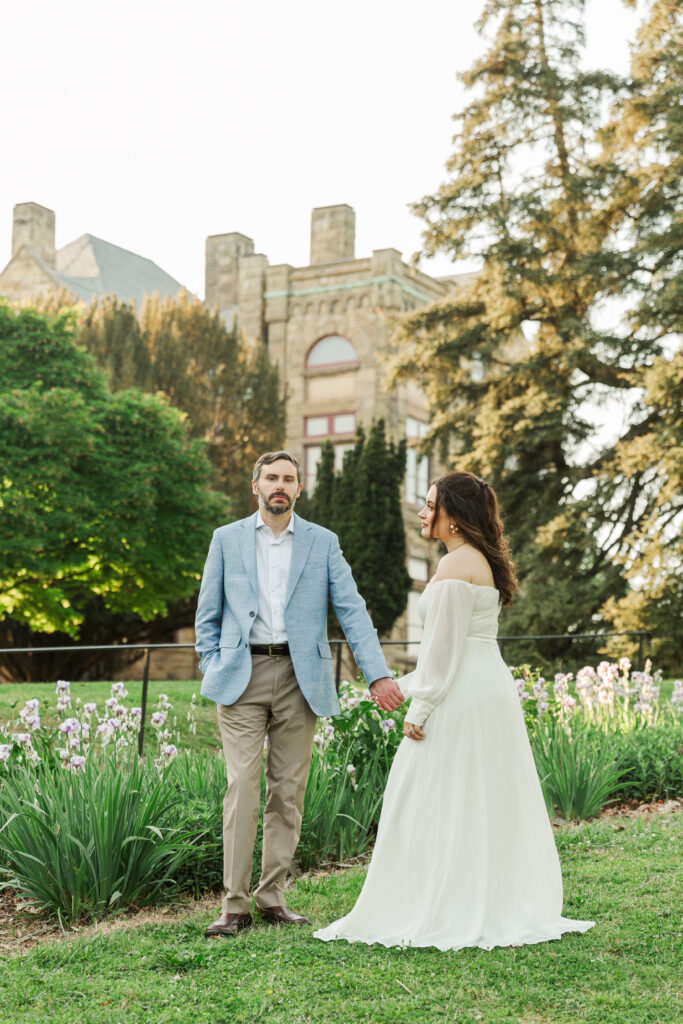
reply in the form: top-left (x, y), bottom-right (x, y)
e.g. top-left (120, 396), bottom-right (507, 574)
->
top-left (196, 450), bottom-right (404, 937)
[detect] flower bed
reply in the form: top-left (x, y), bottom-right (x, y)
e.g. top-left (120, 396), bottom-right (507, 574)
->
top-left (0, 662), bottom-right (680, 921)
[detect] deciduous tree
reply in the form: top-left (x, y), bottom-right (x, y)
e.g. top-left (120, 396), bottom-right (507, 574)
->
top-left (0, 303), bottom-right (227, 681)
top-left (80, 292), bottom-right (286, 519)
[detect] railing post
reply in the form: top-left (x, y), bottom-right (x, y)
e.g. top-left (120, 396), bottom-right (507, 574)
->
top-left (636, 631), bottom-right (651, 672)
top-left (138, 647), bottom-right (151, 757)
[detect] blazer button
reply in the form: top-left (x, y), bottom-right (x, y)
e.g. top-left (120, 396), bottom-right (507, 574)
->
top-left (249, 611), bottom-right (255, 617)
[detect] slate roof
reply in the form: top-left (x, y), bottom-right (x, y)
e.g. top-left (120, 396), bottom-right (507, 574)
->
top-left (53, 234), bottom-right (186, 307)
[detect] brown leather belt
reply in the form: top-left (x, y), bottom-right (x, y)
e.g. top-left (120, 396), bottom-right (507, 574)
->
top-left (250, 643), bottom-right (290, 657)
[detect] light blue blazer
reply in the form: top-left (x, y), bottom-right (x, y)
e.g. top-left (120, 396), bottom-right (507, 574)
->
top-left (195, 512), bottom-right (390, 717)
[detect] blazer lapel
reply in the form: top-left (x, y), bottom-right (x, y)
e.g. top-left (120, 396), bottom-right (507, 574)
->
top-left (285, 517), bottom-right (314, 607)
top-left (239, 513), bottom-right (258, 599)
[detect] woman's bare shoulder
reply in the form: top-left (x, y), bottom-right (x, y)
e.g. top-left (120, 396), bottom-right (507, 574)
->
top-left (435, 546), bottom-right (494, 586)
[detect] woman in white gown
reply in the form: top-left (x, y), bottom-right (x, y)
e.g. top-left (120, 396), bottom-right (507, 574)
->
top-left (314, 471), bottom-right (594, 951)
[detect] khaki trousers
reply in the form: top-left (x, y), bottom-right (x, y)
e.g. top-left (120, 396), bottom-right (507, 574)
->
top-left (216, 654), bottom-right (317, 914)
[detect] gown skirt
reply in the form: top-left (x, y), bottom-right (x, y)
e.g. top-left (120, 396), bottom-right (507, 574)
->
top-left (314, 581), bottom-right (595, 951)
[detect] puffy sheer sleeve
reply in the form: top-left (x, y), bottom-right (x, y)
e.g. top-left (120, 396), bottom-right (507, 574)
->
top-left (400, 579), bottom-right (477, 728)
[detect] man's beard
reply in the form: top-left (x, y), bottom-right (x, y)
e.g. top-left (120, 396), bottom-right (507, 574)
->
top-left (258, 487), bottom-right (296, 515)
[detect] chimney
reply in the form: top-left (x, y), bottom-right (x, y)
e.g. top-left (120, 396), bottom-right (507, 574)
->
top-left (205, 231), bottom-right (255, 310)
top-left (310, 204), bottom-right (355, 265)
top-left (12, 202), bottom-right (56, 267)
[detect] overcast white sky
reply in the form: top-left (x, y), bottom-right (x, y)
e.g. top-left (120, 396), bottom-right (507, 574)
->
top-left (3, 0), bottom-right (642, 298)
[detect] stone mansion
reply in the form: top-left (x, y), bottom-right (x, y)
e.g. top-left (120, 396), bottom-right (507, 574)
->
top-left (1, 201), bottom-right (464, 660)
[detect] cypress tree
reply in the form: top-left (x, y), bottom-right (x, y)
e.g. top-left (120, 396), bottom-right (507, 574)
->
top-left (310, 441), bottom-right (336, 532)
top-left (308, 422), bottom-right (411, 637)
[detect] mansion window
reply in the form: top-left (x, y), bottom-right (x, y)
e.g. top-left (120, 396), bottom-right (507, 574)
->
top-left (306, 335), bottom-right (358, 369)
top-left (408, 557), bottom-right (429, 584)
top-left (406, 557), bottom-right (430, 660)
top-left (305, 413), bottom-right (356, 438)
top-left (304, 411), bottom-right (357, 492)
top-left (406, 592), bottom-right (423, 659)
top-left (405, 417), bottom-right (430, 506)
top-left (305, 442), bottom-right (355, 494)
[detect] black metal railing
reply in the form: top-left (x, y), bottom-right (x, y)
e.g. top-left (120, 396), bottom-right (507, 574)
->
top-left (0, 630), bottom-right (651, 754)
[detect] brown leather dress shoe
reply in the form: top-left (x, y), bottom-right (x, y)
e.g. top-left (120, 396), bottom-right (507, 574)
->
top-left (257, 905), bottom-right (309, 926)
top-left (204, 911), bottom-right (252, 937)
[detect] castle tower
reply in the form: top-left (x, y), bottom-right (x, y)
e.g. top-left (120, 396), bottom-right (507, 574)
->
top-left (310, 204), bottom-right (355, 264)
top-left (205, 231), bottom-right (255, 314)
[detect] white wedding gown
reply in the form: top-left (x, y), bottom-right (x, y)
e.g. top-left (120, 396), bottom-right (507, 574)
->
top-left (314, 579), bottom-right (595, 950)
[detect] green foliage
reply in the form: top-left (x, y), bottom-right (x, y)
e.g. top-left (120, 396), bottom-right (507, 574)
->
top-left (80, 292), bottom-right (286, 520)
top-left (0, 304), bottom-right (226, 670)
top-left (297, 681), bottom-right (404, 869)
top-left (595, 2), bottom-right (683, 668)
top-left (603, 722), bottom-right (683, 803)
top-left (297, 748), bottom-right (386, 870)
top-left (0, 755), bottom-right (196, 922)
top-left (306, 422), bottom-right (412, 636)
top-left (163, 751), bottom-right (225, 894)
top-left (79, 296), bottom-right (153, 391)
top-left (529, 715), bottom-right (632, 821)
top-left (309, 441), bottom-right (336, 530)
top-left (390, 0), bottom-right (682, 668)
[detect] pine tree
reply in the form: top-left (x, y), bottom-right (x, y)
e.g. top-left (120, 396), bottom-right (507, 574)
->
top-left (390, 0), bottom-right (680, 664)
top-left (597, 0), bottom-right (682, 668)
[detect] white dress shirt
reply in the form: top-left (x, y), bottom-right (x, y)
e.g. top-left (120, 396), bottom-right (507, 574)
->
top-left (250, 510), bottom-right (295, 644)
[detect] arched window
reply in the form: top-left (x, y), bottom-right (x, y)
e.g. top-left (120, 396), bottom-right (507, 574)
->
top-left (306, 335), bottom-right (358, 369)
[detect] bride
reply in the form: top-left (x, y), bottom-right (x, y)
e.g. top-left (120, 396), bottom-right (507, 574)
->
top-left (314, 471), bottom-right (594, 951)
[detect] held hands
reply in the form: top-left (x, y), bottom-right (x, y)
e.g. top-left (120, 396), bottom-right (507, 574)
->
top-left (369, 676), bottom-right (404, 712)
top-left (369, 677), bottom-right (424, 739)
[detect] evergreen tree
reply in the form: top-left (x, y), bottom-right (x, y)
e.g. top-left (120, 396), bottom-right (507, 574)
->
top-left (309, 441), bottom-right (336, 531)
top-left (598, 0), bottom-right (683, 667)
top-left (390, 0), bottom-right (680, 664)
top-left (346, 421), bottom-right (411, 636)
top-left (307, 422), bottom-right (411, 637)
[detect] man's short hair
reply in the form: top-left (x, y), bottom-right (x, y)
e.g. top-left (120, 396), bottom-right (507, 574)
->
top-left (252, 450), bottom-right (302, 486)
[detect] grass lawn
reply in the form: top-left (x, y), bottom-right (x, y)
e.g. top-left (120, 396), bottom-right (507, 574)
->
top-left (0, 811), bottom-right (681, 1024)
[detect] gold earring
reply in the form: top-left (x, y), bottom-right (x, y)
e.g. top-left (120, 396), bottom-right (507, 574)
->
top-left (449, 523), bottom-right (458, 534)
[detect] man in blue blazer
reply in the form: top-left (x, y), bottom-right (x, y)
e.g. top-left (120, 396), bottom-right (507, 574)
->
top-left (196, 450), bottom-right (403, 937)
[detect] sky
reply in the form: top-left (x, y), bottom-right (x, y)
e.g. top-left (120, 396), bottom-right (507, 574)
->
top-left (3, 0), bottom-right (643, 299)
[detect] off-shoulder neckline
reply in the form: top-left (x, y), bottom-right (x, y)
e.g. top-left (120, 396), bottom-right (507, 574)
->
top-left (426, 577), bottom-right (499, 595)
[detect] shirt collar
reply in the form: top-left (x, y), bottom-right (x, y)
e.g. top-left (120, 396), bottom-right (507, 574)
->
top-left (256, 510), bottom-right (295, 535)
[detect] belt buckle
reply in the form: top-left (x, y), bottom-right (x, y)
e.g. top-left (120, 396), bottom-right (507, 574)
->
top-left (268, 644), bottom-right (275, 656)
